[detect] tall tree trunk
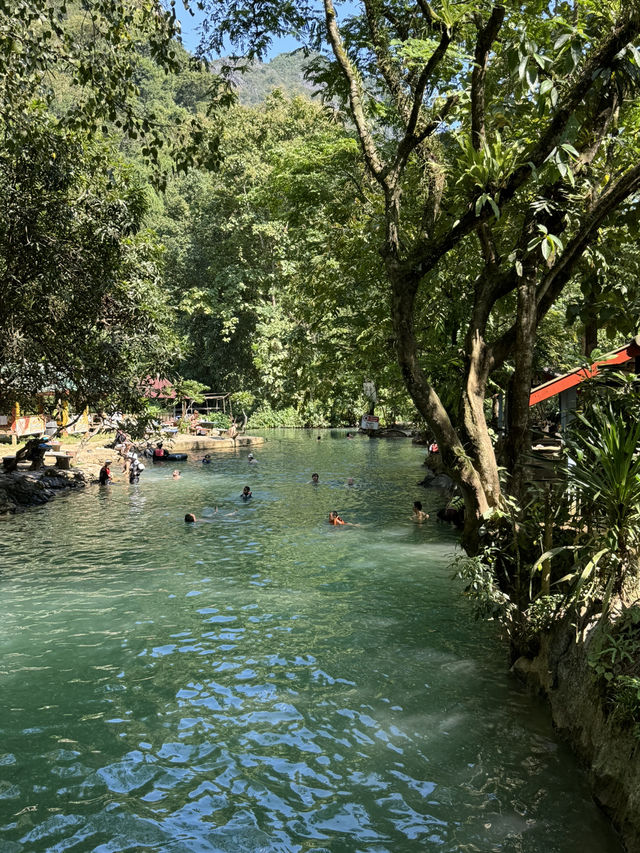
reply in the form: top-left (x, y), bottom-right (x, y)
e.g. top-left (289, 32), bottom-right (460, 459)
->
top-left (584, 317), bottom-right (598, 358)
top-left (503, 271), bottom-right (538, 501)
top-left (388, 261), bottom-right (491, 552)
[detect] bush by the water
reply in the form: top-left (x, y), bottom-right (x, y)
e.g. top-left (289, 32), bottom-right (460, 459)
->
top-left (247, 405), bottom-right (304, 429)
top-left (203, 412), bottom-right (231, 429)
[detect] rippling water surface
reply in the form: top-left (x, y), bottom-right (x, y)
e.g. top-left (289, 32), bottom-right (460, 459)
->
top-left (0, 431), bottom-right (622, 852)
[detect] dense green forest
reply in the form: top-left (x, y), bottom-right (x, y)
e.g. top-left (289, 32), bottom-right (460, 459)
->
top-left (4, 2), bottom-right (637, 433)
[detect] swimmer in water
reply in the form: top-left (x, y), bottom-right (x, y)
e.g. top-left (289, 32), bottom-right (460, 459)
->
top-left (185, 513), bottom-right (196, 523)
top-left (412, 500), bottom-right (429, 522)
top-left (329, 510), bottom-right (359, 527)
top-left (172, 469), bottom-right (181, 479)
top-left (310, 473), bottom-right (319, 484)
top-left (241, 486), bottom-right (252, 501)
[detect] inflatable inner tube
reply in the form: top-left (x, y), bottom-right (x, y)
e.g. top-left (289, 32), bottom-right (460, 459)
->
top-left (152, 453), bottom-right (188, 461)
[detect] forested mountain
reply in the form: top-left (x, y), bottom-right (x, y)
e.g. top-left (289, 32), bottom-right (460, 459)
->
top-left (217, 51), bottom-right (321, 105)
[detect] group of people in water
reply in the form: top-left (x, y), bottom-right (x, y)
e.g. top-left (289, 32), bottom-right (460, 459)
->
top-left (98, 452), bottom-right (145, 486)
top-left (100, 438), bottom-right (432, 527)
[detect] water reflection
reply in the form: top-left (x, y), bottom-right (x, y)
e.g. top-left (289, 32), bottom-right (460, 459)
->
top-left (0, 431), bottom-right (622, 852)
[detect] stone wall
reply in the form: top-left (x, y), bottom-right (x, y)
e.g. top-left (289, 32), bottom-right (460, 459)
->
top-left (514, 616), bottom-right (640, 852)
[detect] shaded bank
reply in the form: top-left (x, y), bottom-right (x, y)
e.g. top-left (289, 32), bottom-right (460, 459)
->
top-left (514, 615), bottom-right (640, 852)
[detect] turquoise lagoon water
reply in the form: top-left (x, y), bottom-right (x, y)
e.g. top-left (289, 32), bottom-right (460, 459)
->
top-left (0, 431), bottom-right (622, 852)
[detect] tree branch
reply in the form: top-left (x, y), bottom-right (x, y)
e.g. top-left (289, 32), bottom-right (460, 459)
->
top-left (405, 27), bottom-right (452, 140)
top-left (471, 6), bottom-right (505, 150)
top-left (408, 11), bottom-right (640, 278)
top-left (362, 0), bottom-right (411, 122)
top-left (536, 161), bottom-right (640, 318)
top-left (486, 160), bottom-right (640, 372)
top-left (323, 0), bottom-right (387, 184)
top-left (414, 0), bottom-right (448, 34)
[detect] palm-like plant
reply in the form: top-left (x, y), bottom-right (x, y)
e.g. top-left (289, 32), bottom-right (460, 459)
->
top-left (563, 391), bottom-right (640, 598)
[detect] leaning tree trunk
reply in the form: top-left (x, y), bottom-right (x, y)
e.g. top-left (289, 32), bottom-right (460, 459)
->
top-left (389, 262), bottom-right (492, 553)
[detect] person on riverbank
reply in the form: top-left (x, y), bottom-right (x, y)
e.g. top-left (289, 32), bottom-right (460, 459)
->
top-left (99, 461), bottom-right (112, 485)
top-left (241, 485), bottom-right (252, 501)
top-left (412, 500), bottom-right (429, 522)
top-left (113, 428), bottom-right (127, 451)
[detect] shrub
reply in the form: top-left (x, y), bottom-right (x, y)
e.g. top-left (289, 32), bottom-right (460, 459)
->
top-left (247, 404), bottom-right (304, 429)
top-left (204, 412), bottom-right (230, 429)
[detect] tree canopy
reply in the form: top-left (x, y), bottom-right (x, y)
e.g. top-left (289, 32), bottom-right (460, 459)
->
top-left (0, 0), bottom-right (220, 415)
top-left (193, 0), bottom-right (640, 547)
top-left (0, 122), bottom-right (181, 414)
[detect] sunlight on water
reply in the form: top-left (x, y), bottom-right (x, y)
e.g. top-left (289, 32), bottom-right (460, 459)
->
top-left (0, 431), bottom-right (622, 852)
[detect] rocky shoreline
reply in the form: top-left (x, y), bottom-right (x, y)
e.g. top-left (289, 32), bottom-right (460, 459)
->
top-left (513, 617), bottom-right (640, 852)
top-left (0, 468), bottom-right (88, 514)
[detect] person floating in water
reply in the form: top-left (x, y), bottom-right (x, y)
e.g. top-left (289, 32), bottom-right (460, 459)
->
top-left (346, 477), bottom-right (355, 487)
top-left (346, 432), bottom-right (354, 439)
top-left (248, 452), bottom-right (257, 464)
top-left (310, 473), bottom-right (319, 484)
top-left (153, 442), bottom-right (169, 459)
top-left (172, 469), bottom-right (181, 479)
top-left (317, 435), bottom-right (321, 441)
top-left (185, 513), bottom-right (196, 523)
top-left (241, 485), bottom-right (252, 501)
top-left (99, 461), bottom-right (113, 485)
top-left (329, 510), bottom-right (359, 526)
top-left (202, 454), bottom-right (211, 464)
top-left (412, 500), bottom-right (429, 522)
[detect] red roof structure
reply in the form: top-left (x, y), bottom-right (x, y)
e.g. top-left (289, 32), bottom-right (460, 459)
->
top-left (529, 337), bottom-right (640, 407)
top-left (142, 377), bottom-right (176, 400)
